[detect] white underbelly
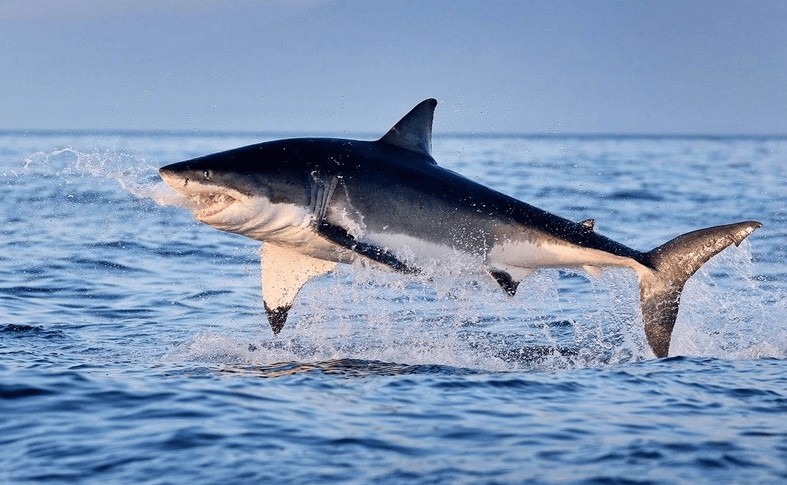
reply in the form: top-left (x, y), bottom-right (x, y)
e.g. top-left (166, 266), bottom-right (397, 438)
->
top-left (206, 199), bottom-right (350, 262)
top-left (368, 231), bottom-right (645, 279)
top-left (489, 238), bottom-right (641, 272)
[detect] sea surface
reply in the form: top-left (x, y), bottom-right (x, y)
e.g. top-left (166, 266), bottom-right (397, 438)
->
top-left (1, 132), bottom-right (786, 484)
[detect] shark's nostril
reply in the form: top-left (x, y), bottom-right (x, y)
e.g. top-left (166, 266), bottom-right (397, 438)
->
top-left (184, 177), bottom-right (189, 186)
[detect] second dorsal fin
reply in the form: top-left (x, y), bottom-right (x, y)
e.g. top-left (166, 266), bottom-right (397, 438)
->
top-left (579, 219), bottom-right (595, 231)
top-left (379, 98), bottom-right (437, 157)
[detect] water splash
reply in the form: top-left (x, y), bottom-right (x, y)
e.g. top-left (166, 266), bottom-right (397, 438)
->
top-left (162, 242), bottom-right (784, 375)
top-left (671, 241), bottom-right (787, 359)
top-left (162, 265), bottom-right (647, 373)
top-left (22, 147), bottom-right (184, 207)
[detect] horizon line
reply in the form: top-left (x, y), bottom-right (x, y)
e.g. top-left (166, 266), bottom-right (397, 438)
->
top-left (0, 128), bottom-right (784, 141)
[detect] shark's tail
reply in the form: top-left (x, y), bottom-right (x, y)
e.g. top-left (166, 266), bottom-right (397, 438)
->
top-left (638, 221), bottom-right (761, 357)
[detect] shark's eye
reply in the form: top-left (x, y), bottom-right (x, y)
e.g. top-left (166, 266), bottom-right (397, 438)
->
top-left (203, 170), bottom-right (211, 180)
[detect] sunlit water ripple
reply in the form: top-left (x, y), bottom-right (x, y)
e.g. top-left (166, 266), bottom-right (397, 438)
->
top-left (1, 132), bottom-right (786, 483)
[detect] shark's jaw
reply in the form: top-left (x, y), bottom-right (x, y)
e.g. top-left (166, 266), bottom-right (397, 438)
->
top-left (158, 168), bottom-right (244, 222)
top-left (190, 192), bottom-right (238, 220)
top-left (173, 187), bottom-right (251, 227)
top-left (159, 167), bottom-right (324, 248)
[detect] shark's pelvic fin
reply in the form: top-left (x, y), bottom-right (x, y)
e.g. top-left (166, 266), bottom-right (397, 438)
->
top-left (487, 269), bottom-right (520, 296)
top-left (638, 221), bottom-right (761, 357)
top-left (260, 242), bottom-right (335, 334)
top-left (379, 98), bottom-right (437, 158)
top-left (485, 265), bottom-right (533, 296)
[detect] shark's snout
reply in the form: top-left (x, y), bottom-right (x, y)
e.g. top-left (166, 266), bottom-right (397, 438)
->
top-left (159, 165), bottom-right (188, 190)
top-left (158, 162), bottom-right (242, 220)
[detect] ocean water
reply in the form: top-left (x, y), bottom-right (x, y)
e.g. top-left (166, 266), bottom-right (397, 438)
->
top-left (1, 132), bottom-right (786, 484)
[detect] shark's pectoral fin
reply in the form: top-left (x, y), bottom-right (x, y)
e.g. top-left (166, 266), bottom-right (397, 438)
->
top-left (317, 221), bottom-right (419, 274)
top-left (485, 265), bottom-right (533, 296)
top-left (260, 242), bottom-right (336, 334)
top-left (264, 304), bottom-right (290, 335)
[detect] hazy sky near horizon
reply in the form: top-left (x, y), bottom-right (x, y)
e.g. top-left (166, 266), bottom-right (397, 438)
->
top-left (2, 0), bottom-right (785, 135)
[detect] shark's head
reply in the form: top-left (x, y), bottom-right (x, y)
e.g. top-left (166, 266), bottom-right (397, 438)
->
top-left (159, 159), bottom-right (250, 224)
top-left (159, 144), bottom-right (313, 236)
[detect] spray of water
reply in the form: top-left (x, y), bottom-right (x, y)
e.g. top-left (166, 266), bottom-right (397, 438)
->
top-left (23, 147), bottom-right (184, 207)
top-left (671, 241), bottom-right (786, 359)
top-left (163, 243), bottom-right (786, 372)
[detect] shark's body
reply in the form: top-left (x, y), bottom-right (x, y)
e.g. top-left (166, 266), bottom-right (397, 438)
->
top-left (160, 99), bottom-right (760, 357)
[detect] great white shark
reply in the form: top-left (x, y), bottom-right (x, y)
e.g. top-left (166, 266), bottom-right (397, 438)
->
top-left (159, 99), bottom-right (760, 358)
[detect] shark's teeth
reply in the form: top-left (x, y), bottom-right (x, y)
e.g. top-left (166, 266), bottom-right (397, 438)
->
top-left (192, 193), bottom-right (237, 218)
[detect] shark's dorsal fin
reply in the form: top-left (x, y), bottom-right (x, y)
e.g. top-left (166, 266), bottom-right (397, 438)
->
top-left (260, 243), bottom-right (335, 334)
top-left (379, 98), bottom-right (437, 157)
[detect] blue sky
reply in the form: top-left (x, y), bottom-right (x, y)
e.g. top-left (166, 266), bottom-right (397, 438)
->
top-left (2, 0), bottom-right (785, 135)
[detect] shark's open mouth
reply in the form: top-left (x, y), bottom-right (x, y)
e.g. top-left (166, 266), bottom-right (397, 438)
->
top-left (193, 193), bottom-right (237, 218)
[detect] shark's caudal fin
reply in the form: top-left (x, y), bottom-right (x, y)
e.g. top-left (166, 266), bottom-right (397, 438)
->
top-left (638, 221), bottom-right (761, 357)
